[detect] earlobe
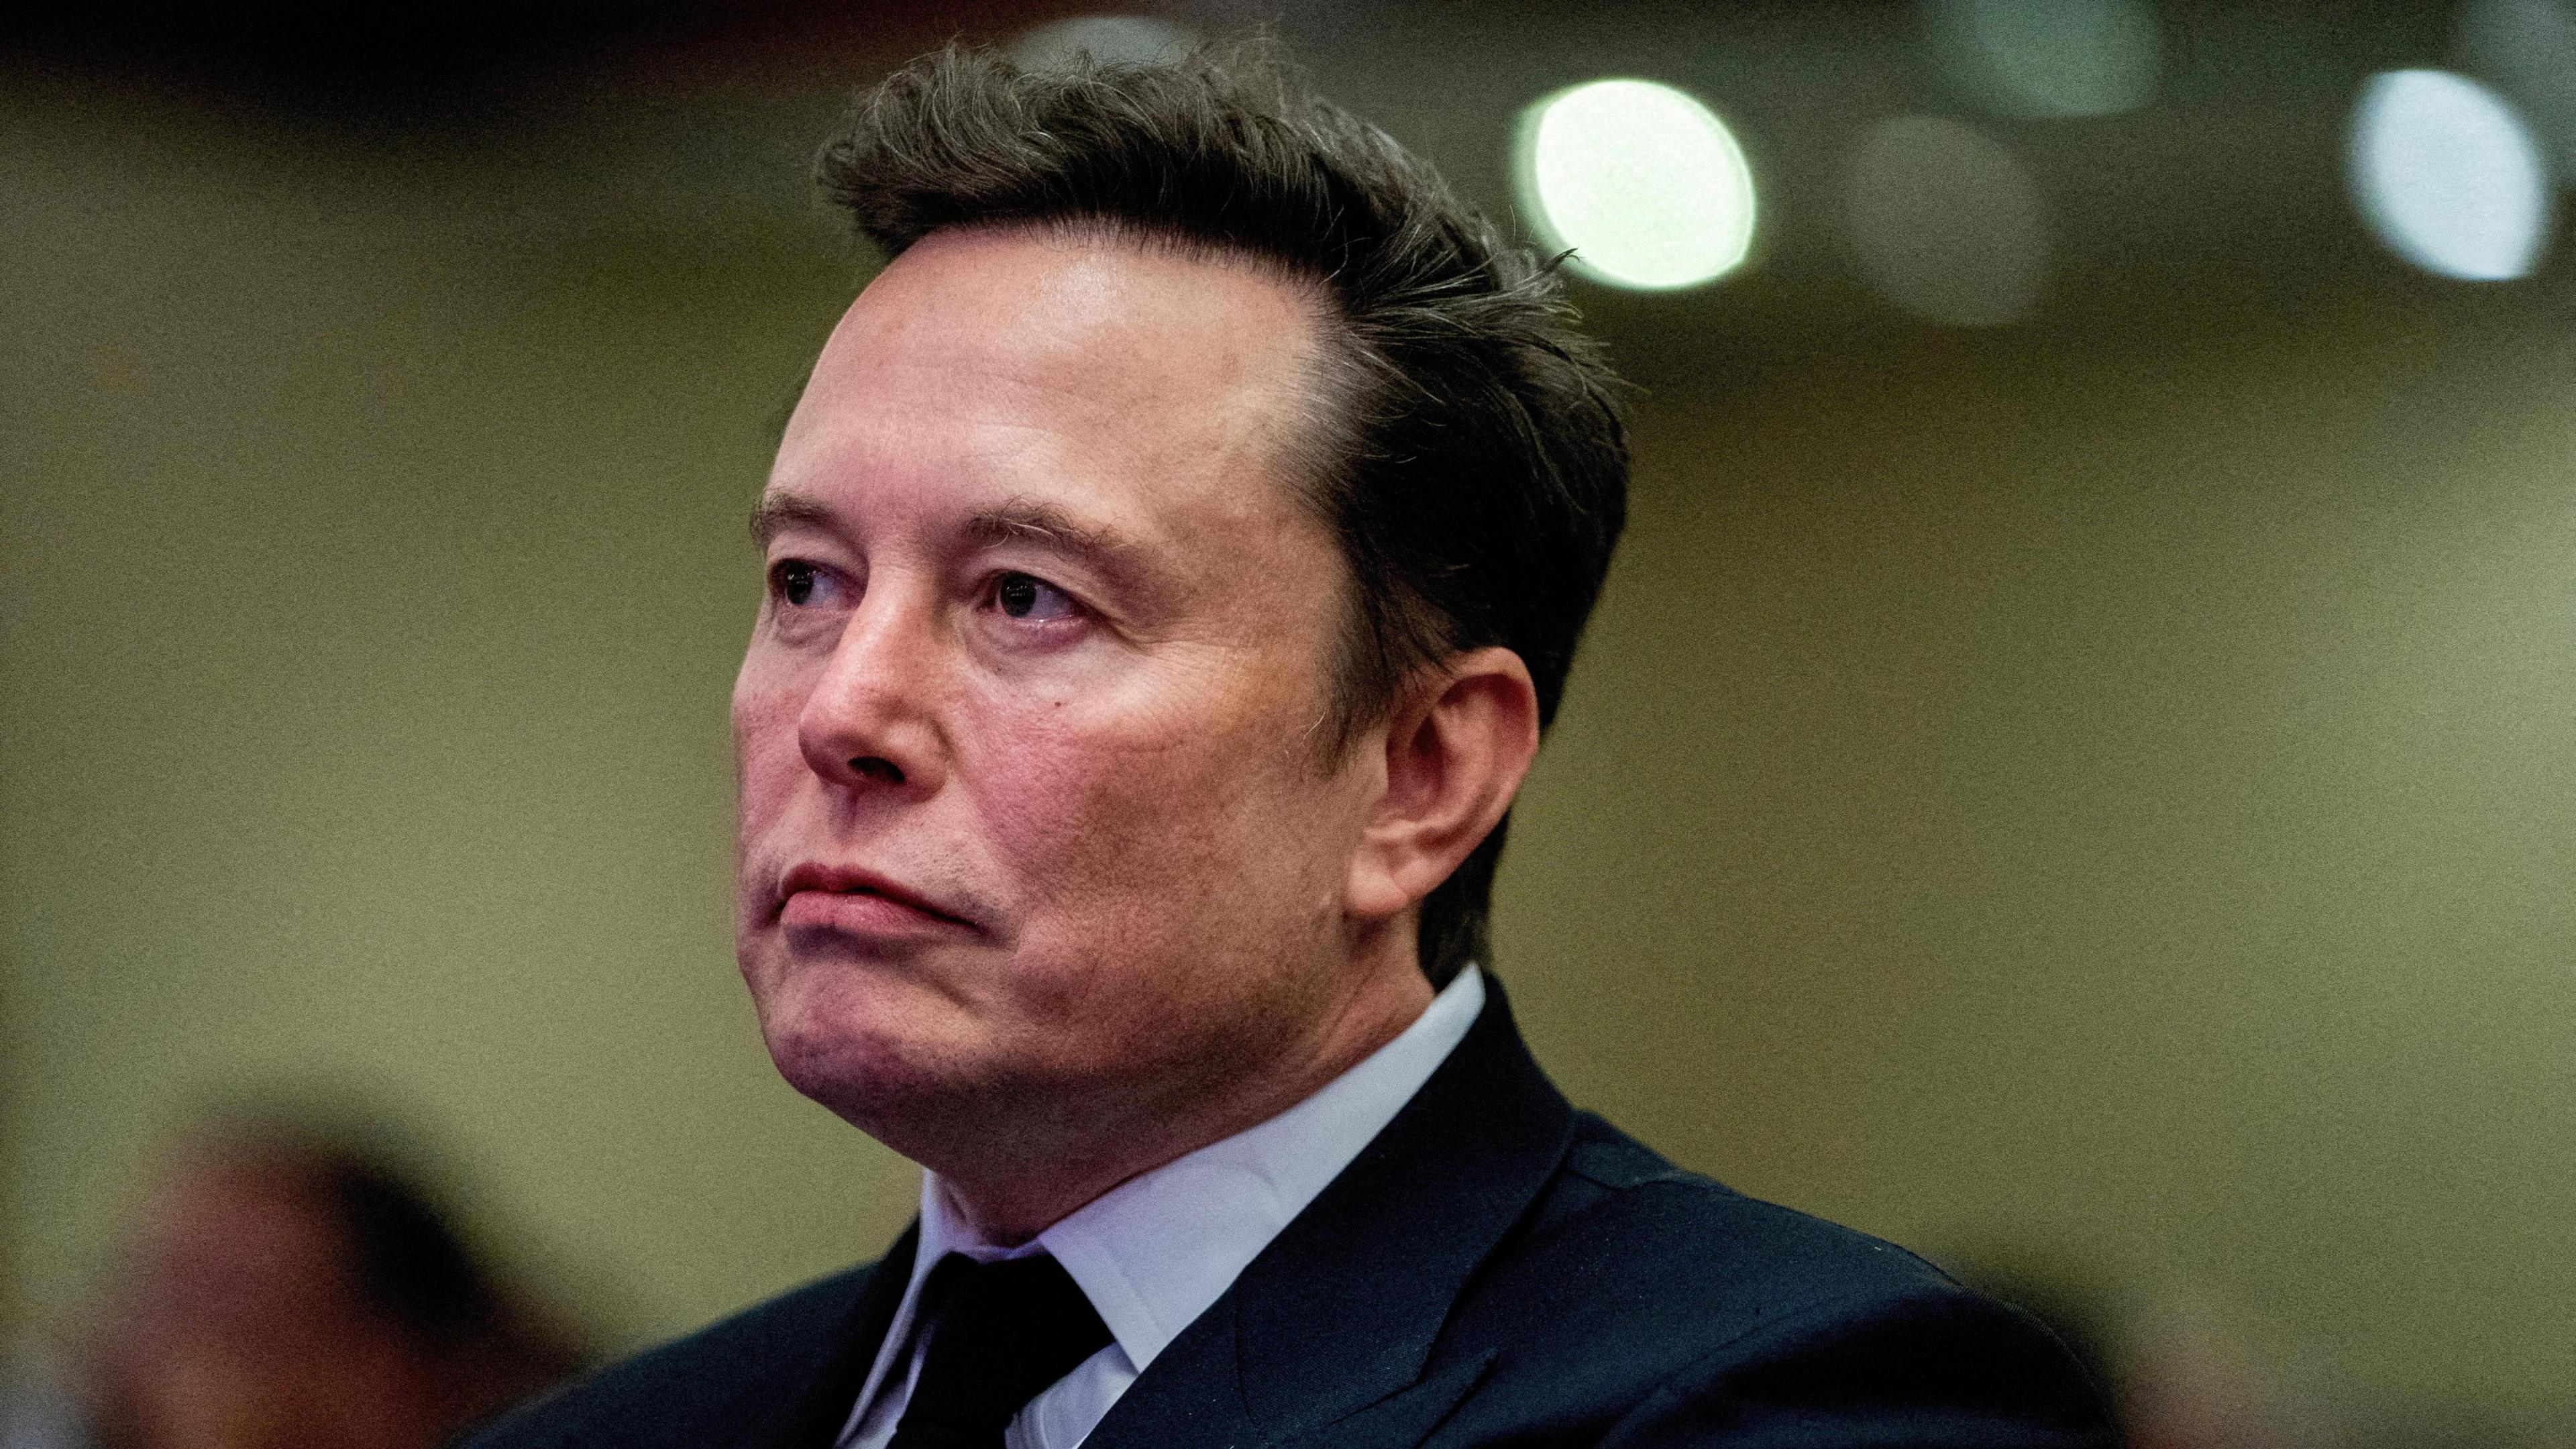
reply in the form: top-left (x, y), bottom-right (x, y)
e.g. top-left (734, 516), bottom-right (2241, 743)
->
top-left (1346, 648), bottom-right (1541, 924)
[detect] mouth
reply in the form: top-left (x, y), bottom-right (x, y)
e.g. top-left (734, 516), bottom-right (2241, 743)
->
top-left (773, 864), bottom-right (981, 936)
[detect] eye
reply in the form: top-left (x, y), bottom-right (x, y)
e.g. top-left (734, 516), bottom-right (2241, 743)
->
top-left (769, 559), bottom-right (836, 608)
top-left (992, 572), bottom-right (1079, 622)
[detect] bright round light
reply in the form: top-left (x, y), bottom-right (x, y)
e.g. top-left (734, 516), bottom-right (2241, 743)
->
top-left (2349, 69), bottom-right (2551, 281)
top-left (1514, 78), bottom-right (1757, 290)
top-left (1844, 116), bottom-right (2050, 327)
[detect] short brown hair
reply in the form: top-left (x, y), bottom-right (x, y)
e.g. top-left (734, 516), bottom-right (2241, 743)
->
top-left (816, 43), bottom-right (1629, 985)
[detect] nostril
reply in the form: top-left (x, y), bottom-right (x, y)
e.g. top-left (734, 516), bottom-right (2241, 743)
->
top-left (851, 756), bottom-right (904, 786)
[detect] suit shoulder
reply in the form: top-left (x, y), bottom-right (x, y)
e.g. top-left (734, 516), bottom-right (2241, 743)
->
top-left (1535, 1112), bottom-right (1962, 1305)
top-left (1470, 1113), bottom-right (2050, 1370)
top-left (1442, 1116), bottom-right (2110, 1444)
top-left (462, 1263), bottom-right (877, 1449)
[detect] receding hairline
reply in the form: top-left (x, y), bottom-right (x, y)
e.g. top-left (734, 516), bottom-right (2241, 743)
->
top-left (893, 213), bottom-right (1348, 323)
top-left (842, 215), bottom-right (1364, 498)
top-left (776, 212), bottom-right (1350, 445)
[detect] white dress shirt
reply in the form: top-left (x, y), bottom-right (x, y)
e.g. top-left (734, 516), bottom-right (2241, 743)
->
top-left (837, 965), bottom-right (1488, 1449)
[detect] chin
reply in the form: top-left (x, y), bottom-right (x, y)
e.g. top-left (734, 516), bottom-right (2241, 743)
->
top-left (748, 953), bottom-right (1000, 1149)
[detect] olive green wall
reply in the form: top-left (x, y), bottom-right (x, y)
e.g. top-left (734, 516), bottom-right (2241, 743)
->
top-left (1505, 309), bottom-right (2576, 1408)
top-left (7, 83), bottom-right (2573, 1409)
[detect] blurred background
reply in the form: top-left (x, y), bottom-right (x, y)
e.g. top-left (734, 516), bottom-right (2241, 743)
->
top-left (5, 0), bottom-right (2574, 1442)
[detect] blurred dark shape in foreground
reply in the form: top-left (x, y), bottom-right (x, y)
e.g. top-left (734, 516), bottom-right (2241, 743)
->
top-left (1955, 1256), bottom-right (2575, 1449)
top-left (38, 1111), bottom-right (587, 1449)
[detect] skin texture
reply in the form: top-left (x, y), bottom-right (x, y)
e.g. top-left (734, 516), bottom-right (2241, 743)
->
top-left (733, 225), bottom-right (1540, 1244)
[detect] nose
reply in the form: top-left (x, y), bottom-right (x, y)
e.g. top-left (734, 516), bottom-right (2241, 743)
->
top-left (794, 580), bottom-right (949, 799)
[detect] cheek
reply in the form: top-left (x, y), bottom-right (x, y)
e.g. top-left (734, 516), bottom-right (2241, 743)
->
top-left (731, 666), bottom-right (808, 829)
top-left (969, 682), bottom-right (1343, 955)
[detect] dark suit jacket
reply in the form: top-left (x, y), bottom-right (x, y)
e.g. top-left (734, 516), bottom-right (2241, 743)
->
top-left (469, 981), bottom-right (2113, 1448)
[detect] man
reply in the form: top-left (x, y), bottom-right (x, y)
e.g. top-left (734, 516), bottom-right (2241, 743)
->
top-left (474, 44), bottom-right (2111, 1449)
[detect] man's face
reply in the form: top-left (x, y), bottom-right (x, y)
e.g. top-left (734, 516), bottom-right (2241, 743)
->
top-left (733, 227), bottom-right (1380, 1172)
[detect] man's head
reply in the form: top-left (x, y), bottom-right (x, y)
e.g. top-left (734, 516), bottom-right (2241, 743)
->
top-left (83, 1119), bottom-right (583, 1449)
top-left (730, 45), bottom-right (1625, 1219)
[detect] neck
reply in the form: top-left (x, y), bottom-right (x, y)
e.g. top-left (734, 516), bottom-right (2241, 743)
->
top-left (936, 935), bottom-right (1438, 1246)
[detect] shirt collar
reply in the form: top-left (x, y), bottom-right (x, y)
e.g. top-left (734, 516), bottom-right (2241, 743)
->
top-left (900, 965), bottom-right (1487, 1378)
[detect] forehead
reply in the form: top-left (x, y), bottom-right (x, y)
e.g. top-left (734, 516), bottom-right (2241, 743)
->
top-left (775, 226), bottom-right (1326, 535)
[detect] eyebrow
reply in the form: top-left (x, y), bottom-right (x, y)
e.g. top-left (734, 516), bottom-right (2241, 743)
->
top-left (961, 499), bottom-right (1146, 578)
top-left (748, 493), bottom-right (835, 547)
top-left (747, 493), bottom-right (1157, 596)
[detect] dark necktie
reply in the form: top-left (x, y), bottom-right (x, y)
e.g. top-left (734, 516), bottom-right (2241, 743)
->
top-left (887, 1252), bottom-right (1114, 1449)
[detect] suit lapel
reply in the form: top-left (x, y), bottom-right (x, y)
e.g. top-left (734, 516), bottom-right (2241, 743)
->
top-left (1261, 1350), bottom-right (1499, 1449)
top-left (1085, 977), bottom-right (1575, 1449)
top-left (744, 1220), bottom-right (921, 1449)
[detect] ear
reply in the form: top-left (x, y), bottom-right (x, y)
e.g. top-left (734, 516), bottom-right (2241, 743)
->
top-left (1345, 647), bottom-right (1542, 924)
